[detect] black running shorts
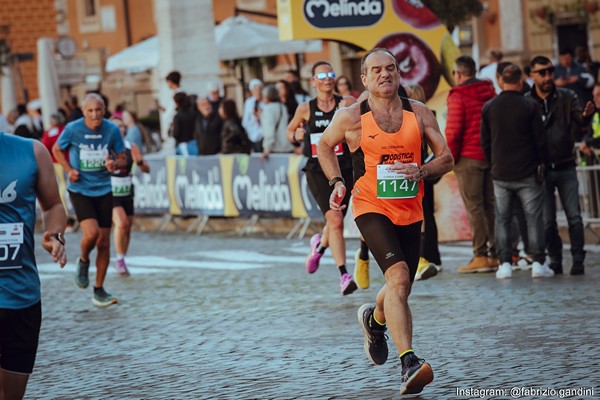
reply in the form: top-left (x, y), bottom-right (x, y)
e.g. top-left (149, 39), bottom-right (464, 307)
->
top-left (112, 195), bottom-right (134, 216)
top-left (69, 191), bottom-right (113, 228)
top-left (305, 168), bottom-right (354, 216)
top-left (355, 213), bottom-right (422, 280)
top-left (0, 301), bottom-right (42, 374)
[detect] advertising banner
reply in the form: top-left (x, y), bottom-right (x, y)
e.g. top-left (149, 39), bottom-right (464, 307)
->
top-left (277, 0), bottom-right (460, 101)
top-left (164, 156), bottom-right (227, 216)
top-left (132, 159), bottom-right (170, 214)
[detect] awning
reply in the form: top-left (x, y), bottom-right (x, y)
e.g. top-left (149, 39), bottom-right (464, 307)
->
top-left (105, 16), bottom-right (322, 73)
top-left (105, 36), bottom-right (160, 73)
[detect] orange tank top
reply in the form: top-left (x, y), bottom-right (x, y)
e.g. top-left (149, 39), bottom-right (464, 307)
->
top-left (352, 100), bottom-right (423, 225)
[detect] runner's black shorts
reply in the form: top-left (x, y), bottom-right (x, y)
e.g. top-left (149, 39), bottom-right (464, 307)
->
top-left (0, 301), bottom-right (42, 374)
top-left (112, 195), bottom-right (134, 216)
top-left (69, 191), bottom-right (113, 228)
top-left (305, 168), bottom-right (354, 216)
top-left (355, 213), bottom-right (422, 280)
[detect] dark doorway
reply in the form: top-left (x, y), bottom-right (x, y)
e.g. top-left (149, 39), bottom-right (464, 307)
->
top-left (556, 23), bottom-right (588, 52)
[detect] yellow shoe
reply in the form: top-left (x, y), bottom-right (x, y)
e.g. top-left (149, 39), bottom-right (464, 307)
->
top-left (457, 256), bottom-right (493, 273)
top-left (415, 257), bottom-right (438, 281)
top-left (353, 248), bottom-right (370, 289)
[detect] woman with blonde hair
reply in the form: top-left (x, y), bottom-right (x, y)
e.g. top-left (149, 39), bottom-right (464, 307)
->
top-left (405, 83), bottom-right (427, 103)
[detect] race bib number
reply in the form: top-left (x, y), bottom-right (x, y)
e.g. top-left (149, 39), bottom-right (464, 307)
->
top-left (377, 164), bottom-right (419, 199)
top-left (80, 148), bottom-right (107, 171)
top-left (0, 223), bottom-right (24, 270)
top-left (111, 176), bottom-right (132, 197)
top-left (310, 133), bottom-right (343, 158)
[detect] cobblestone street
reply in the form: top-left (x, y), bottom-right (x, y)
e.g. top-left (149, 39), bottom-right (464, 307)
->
top-left (27, 231), bottom-right (600, 399)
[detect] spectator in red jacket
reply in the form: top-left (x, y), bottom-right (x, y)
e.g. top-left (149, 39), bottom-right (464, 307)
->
top-left (446, 55), bottom-right (497, 274)
top-left (41, 113), bottom-right (66, 163)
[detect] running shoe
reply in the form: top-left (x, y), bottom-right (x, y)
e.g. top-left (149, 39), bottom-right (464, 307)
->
top-left (305, 234), bottom-right (322, 274)
top-left (340, 273), bottom-right (357, 296)
top-left (74, 257), bottom-right (90, 289)
top-left (115, 259), bottom-right (130, 277)
top-left (357, 304), bottom-right (388, 365)
top-left (496, 262), bottom-right (512, 279)
top-left (92, 287), bottom-right (118, 307)
top-left (415, 258), bottom-right (438, 281)
top-left (353, 248), bottom-right (370, 289)
top-left (399, 353), bottom-right (434, 395)
top-left (532, 262), bottom-right (555, 278)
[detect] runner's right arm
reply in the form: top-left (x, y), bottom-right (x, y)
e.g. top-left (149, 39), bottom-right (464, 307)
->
top-left (317, 106), bottom-right (359, 211)
top-left (35, 141), bottom-right (68, 268)
top-left (52, 140), bottom-right (79, 182)
top-left (286, 102), bottom-right (309, 144)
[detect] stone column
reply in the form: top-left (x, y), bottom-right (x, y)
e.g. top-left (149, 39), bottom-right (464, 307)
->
top-left (154, 0), bottom-right (220, 140)
top-left (1, 65), bottom-right (17, 116)
top-left (37, 38), bottom-right (60, 129)
top-left (499, 0), bottom-right (525, 52)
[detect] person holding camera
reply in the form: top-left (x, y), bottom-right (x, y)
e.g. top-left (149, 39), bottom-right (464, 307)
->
top-left (480, 64), bottom-right (551, 279)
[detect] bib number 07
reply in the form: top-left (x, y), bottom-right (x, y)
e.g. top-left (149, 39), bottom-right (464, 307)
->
top-left (0, 244), bottom-right (20, 262)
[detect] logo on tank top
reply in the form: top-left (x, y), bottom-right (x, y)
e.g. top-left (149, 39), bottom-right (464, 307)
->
top-left (315, 119), bottom-right (331, 129)
top-left (379, 153), bottom-right (415, 164)
top-left (0, 180), bottom-right (17, 204)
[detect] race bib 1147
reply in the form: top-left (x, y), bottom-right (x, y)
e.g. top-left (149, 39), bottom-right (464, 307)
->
top-left (376, 164), bottom-right (419, 199)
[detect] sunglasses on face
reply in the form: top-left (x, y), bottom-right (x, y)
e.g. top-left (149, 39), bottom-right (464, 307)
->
top-left (314, 72), bottom-right (336, 80)
top-left (532, 66), bottom-right (555, 77)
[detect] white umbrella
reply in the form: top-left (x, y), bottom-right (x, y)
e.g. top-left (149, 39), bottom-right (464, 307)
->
top-left (105, 17), bottom-right (322, 72)
top-left (105, 36), bottom-right (159, 73)
top-left (214, 16), bottom-right (322, 61)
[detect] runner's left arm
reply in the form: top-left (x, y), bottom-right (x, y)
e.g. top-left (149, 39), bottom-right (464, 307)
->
top-left (416, 104), bottom-right (454, 180)
top-left (34, 141), bottom-right (68, 268)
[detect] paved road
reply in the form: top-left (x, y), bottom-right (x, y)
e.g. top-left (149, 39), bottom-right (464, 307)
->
top-left (26, 231), bottom-right (599, 399)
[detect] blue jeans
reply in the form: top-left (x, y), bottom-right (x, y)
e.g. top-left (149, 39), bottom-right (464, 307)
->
top-left (544, 168), bottom-right (585, 264)
top-left (176, 140), bottom-right (199, 156)
top-left (493, 176), bottom-right (546, 265)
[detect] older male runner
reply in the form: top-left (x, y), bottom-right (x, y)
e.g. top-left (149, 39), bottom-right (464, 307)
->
top-left (318, 48), bottom-right (453, 395)
top-left (53, 93), bottom-right (126, 307)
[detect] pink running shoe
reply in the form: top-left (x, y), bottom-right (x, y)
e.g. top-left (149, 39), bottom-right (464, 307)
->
top-left (340, 273), bottom-right (358, 296)
top-left (305, 234), bottom-right (322, 274)
top-left (115, 259), bottom-right (130, 277)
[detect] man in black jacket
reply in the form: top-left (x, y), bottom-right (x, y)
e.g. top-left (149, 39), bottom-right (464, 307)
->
top-left (525, 56), bottom-right (595, 275)
top-left (195, 97), bottom-right (223, 155)
top-left (481, 64), bottom-right (551, 279)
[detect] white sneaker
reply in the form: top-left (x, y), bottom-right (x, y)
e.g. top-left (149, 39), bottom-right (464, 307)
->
top-left (531, 262), bottom-right (555, 278)
top-left (496, 262), bottom-right (512, 279)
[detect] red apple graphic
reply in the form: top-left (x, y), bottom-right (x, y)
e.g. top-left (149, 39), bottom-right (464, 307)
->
top-left (375, 32), bottom-right (442, 100)
top-left (392, 0), bottom-right (441, 30)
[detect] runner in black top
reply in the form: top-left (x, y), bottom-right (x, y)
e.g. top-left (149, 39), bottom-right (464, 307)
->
top-left (286, 61), bottom-right (369, 295)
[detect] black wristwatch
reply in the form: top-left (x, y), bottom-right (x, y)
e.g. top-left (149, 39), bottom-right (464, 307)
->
top-left (328, 176), bottom-right (345, 187)
top-left (50, 232), bottom-right (65, 245)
